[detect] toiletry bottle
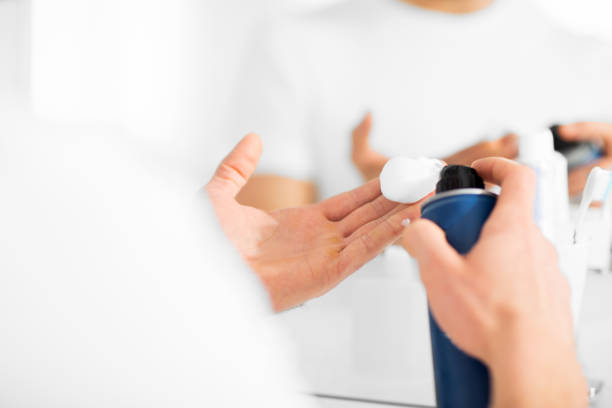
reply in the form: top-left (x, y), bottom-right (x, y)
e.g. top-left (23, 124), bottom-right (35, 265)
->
top-left (421, 165), bottom-right (497, 408)
top-left (519, 129), bottom-right (570, 244)
top-left (575, 167), bottom-right (612, 272)
top-left (551, 124), bottom-right (603, 170)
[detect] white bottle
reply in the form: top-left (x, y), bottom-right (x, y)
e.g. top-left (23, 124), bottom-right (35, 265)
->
top-left (519, 129), bottom-right (570, 244)
top-left (574, 166), bottom-right (612, 272)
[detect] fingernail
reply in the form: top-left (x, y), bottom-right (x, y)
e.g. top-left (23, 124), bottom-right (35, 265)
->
top-left (402, 218), bottom-right (411, 227)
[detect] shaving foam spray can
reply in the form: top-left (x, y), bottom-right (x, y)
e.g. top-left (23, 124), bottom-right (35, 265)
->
top-left (420, 165), bottom-right (497, 408)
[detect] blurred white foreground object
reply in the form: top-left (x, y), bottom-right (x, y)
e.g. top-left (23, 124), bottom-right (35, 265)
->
top-left (380, 157), bottom-right (444, 203)
top-left (518, 128), bottom-right (570, 244)
top-left (557, 238), bottom-right (589, 329)
top-left (575, 167), bottom-right (612, 241)
top-left (556, 167), bottom-right (612, 329)
top-left (574, 167), bottom-right (612, 272)
top-left (0, 114), bottom-right (313, 408)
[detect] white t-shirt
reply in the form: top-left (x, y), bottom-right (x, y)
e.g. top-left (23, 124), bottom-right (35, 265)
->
top-left (0, 109), bottom-right (313, 408)
top-left (230, 0), bottom-right (612, 200)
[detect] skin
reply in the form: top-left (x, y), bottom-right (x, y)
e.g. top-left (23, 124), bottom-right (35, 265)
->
top-left (403, 158), bottom-right (588, 408)
top-left (558, 122), bottom-right (612, 197)
top-left (206, 133), bottom-right (423, 311)
top-left (400, 0), bottom-right (493, 14)
top-left (352, 112), bottom-right (518, 181)
top-left (212, 137), bottom-right (586, 405)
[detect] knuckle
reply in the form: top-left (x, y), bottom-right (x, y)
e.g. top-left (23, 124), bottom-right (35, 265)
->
top-left (369, 198), bottom-right (385, 214)
top-left (359, 233), bottom-right (377, 252)
top-left (215, 163), bottom-right (240, 184)
top-left (347, 189), bottom-right (361, 208)
top-left (494, 297), bottom-right (523, 322)
top-left (205, 180), bottom-right (222, 197)
top-left (384, 216), bottom-right (403, 236)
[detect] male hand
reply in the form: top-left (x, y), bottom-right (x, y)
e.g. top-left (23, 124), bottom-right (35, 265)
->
top-left (402, 158), bottom-right (587, 408)
top-left (207, 134), bottom-right (422, 311)
top-left (557, 122), bottom-right (612, 196)
top-left (351, 113), bottom-right (518, 181)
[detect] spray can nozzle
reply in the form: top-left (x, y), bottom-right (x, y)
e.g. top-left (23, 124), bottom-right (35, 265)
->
top-left (436, 165), bottom-right (485, 193)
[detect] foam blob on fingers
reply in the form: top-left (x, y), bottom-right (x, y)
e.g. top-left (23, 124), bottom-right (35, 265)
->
top-left (380, 157), bottom-right (444, 203)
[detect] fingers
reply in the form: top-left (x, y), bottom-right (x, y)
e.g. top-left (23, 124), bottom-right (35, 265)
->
top-left (344, 200), bottom-right (421, 244)
top-left (401, 219), bottom-right (464, 283)
top-left (472, 157), bottom-right (536, 219)
top-left (337, 203), bottom-right (421, 279)
top-left (558, 122), bottom-right (612, 146)
top-left (498, 133), bottom-right (519, 159)
top-left (568, 157), bottom-right (612, 197)
top-left (339, 195), bottom-right (399, 237)
top-left (207, 133), bottom-right (263, 198)
top-left (320, 178), bottom-right (382, 221)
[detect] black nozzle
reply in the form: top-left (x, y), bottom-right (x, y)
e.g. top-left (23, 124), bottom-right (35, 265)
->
top-left (436, 165), bottom-right (485, 194)
top-left (551, 124), bottom-right (575, 152)
top-left (551, 123), bottom-right (595, 152)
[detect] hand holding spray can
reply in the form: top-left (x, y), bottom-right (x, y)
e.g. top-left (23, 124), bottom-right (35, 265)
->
top-left (421, 165), bottom-right (497, 408)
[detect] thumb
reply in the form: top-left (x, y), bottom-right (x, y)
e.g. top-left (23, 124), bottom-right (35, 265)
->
top-left (351, 112), bottom-right (373, 160)
top-left (402, 219), bottom-right (463, 283)
top-left (207, 133), bottom-right (263, 198)
top-left (498, 133), bottom-right (519, 158)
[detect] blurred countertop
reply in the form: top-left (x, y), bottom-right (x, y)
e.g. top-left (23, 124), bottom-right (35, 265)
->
top-left (280, 266), bottom-right (612, 408)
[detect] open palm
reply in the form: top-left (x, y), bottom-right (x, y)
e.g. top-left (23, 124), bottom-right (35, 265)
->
top-left (207, 134), bottom-right (422, 311)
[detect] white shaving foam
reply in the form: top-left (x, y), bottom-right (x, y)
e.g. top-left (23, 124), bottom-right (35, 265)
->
top-left (380, 157), bottom-right (444, 203)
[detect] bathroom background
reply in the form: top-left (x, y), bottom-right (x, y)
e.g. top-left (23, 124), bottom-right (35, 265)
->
top-left (1, 0), bottom-right (611, 178)
top-left (1, 1), bottom-right (612, 407)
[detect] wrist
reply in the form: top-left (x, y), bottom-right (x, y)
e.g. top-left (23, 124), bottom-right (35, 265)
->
top-left (488, 321), bottom-right (588, 408)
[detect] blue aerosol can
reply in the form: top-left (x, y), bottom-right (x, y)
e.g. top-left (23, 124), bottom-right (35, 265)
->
top-left (421, 165), bottom-right (498, 408)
